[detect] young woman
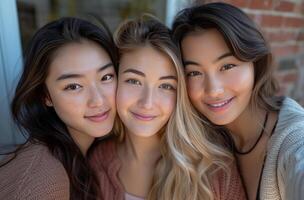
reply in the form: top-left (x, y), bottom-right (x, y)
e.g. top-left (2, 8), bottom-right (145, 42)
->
top-left (90, 16), bottom-right (246, 200)
top-left (0, 17), bottom-right (118, 199)
top-left (172, 2), bottom-right (304, 200)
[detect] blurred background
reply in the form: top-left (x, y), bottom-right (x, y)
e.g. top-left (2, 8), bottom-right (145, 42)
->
top-left (1, 0), bottom-right (304, 146)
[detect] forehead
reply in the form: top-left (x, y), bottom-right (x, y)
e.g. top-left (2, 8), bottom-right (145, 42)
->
top-left (181, 29), bottom-right (230, 57)
top-left (48, 40), bottom-right (111, 76)
top-left (119, 46), bottom-right (176, 76)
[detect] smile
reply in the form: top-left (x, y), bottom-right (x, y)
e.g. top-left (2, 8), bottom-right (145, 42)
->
top-left (205, 97), bottom-right (234, 112)
top-left (131, 112), bottom-right (156, 121)
top-left (85, 110), bottom-right (110, 122)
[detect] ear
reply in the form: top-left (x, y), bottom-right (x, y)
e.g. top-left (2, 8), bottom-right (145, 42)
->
top-left (45, 95), bottom-right (53, 107)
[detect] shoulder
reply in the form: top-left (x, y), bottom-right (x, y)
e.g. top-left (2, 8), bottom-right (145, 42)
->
top-left (89, 135), bottom-right (119, 170)
top-left (275, 97), bottom-right (304, 132)
top-left (88, 136), bottom-right (124, 200)
top-left (268, 97), bottom-right (304, 154)
top-left (264, 98), bottom-right (304, 199)
top-left (0, 143), bottom-right (69, 199)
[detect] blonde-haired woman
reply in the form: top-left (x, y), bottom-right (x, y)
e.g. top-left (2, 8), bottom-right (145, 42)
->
top-left (90, 16), bottom-right (246, 200)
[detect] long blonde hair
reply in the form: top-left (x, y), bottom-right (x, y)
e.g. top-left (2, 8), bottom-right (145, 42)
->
top-left (114, 15), bottom-right (233, 200)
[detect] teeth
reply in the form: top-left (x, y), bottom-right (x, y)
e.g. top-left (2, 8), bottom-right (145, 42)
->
top-left (208, 99), bottom-right (230, 108)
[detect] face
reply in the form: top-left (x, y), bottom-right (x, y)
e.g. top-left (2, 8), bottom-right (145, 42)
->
top-left (117, 46), bottom-right (177, 138)
top-left (181, 29), bottom-right (254, 125)
top-left (45, 40), bottom-right (117, 142)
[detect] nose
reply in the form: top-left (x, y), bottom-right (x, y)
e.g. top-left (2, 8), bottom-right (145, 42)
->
top-left (137, 86), bottom-right (154, 109)
top-left (204, 75), bottom-right (224, 98)
top-left (87, 85), bottom-right (105, 108)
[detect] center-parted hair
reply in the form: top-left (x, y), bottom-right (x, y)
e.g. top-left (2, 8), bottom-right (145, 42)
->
top-left (114, 15), bottom-right (233, 200)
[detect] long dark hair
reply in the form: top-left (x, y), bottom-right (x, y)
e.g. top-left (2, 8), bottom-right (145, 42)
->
top-left (8, 17), bottom-right (118, 200)
top-left (172, 2), bottom-right (280, 112)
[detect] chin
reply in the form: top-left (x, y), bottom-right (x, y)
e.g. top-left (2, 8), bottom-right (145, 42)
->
top-left (207, 116), bottom-right (233, 126)
top-left (130, 129), bottom-right (159, 138)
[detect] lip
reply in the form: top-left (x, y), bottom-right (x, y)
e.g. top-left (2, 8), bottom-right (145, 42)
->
top-left (204, 97), bottom-right (234, 112)
top-left (85, 110), bottom-right (110, 122)
top-left (131, 111), bottom-right (157, 121)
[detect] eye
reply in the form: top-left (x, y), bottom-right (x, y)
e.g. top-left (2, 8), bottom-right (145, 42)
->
top-left (101, 74), bottom-right (114, 81)
top-left (220, 64), bottom-right (236, 71)
top-left (186, 71), bottom-right (202, 77)
top-left (159, 83), bottom-right (176, 91)
top-left (126, 79), bottom-right (141, 85)
top-left (64, 84), bottom-right (82, 91)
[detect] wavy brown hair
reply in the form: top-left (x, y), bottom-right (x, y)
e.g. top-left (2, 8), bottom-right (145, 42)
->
top-left (7, 17), bottom-right (118, 200)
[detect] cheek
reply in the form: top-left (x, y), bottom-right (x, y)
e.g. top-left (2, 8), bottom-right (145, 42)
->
top-left (50, 92), bottom-right (85, 120)
top-left (116, 85), bottom-right (139, 112)
top-left (102, 83), bottom-right (117, 107)
top-left (186, 78), bottom-right (203, 103)
top-left (225, 66), bottom-right (254, 94)
top-left (158, 93), bottom-right (176, 116)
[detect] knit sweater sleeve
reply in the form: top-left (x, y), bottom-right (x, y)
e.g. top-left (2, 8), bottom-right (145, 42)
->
top-left (18, 150), bottom-right (70, 200)
top-left (279, 127), bottom-right (304, 200)
top-left (0, 144), bottom-right (70, 200)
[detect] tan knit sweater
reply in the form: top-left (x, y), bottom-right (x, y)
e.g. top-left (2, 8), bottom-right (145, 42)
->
top-left (0, 143), bottom-right (70, 200)
top-left (260, 97), bottom-right (304, 200)
top-left (90, 137), bottom-right (246, 200)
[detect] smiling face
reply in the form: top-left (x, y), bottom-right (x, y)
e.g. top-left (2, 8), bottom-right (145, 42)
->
top-left (181, 29), bottom-right (254, 125)
top-left (45, 40), bottom-right (117, 144)
top-left (117, 46), bottom-right (177, 138)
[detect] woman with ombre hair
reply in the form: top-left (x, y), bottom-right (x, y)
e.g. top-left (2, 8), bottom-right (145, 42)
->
top-left (90, 15), bottom-right (246, 200)
top-left (173, 2), bottom-right (304, 200)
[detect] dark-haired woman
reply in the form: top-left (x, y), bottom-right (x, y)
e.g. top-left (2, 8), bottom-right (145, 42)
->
top-left (0, 17), bottom-right (118, 200)
top-left (172, 2), bottom-right (304, 200)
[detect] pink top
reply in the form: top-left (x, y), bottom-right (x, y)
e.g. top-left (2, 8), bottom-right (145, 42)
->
top-left (90, 136), bottom-right (246, 200)
top-left (125, 192), bottom-right (145, 200)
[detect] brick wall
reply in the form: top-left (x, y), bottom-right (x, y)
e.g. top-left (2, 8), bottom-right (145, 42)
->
top-left (197, 0), bottom-right (304, 105)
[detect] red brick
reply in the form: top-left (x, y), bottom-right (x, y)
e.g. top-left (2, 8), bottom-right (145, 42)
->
top-left (272, 45), bottom-right (299, 57)
top-left (297, 31), bottom-right (304, 41)
top-left (249, 0), bottom-right (273, 10)
top-left (294, 2), bottom-right (304, 14)
top-left (267, 31), bottom-right (297, 42)
top-left (225, 0), bottom-right (249, 7)
top-left (250, 14), bottom-right (262, 25)
top-left (284, 17), bottom-right (304, 27)
top-left (261, 15), bottom-right (283, 27)
top-left (283, 73), bottom-right (298, 82)
top-left (274, 1), bottom-right (295, 12)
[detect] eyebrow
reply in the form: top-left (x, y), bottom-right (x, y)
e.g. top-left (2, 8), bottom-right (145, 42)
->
top-left (214, 52), bottom-right (233, 63)
top-left (123, 68), bottom-right (145, 77)
top-left (56, 63), bottom-right (113, 81)
top-left (183, 60), bottom-right (199, 67)
top-left (159, 75), bottom-right (177, 81)
top-left (183, 52), bottom-right (233, 67)
top-left (123, 68), bottom-right (177, 80)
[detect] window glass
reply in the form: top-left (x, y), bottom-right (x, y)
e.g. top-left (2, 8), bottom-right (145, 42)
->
top-left (17, 0), bottom-right (167, 50)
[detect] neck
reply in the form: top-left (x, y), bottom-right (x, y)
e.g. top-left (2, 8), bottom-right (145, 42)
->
top-left (68, 128), bottom-right (94, 156)
top-left (122, 131), bottom-right (161, 165)
top-left (226, 106), bottom-right (266, 152)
